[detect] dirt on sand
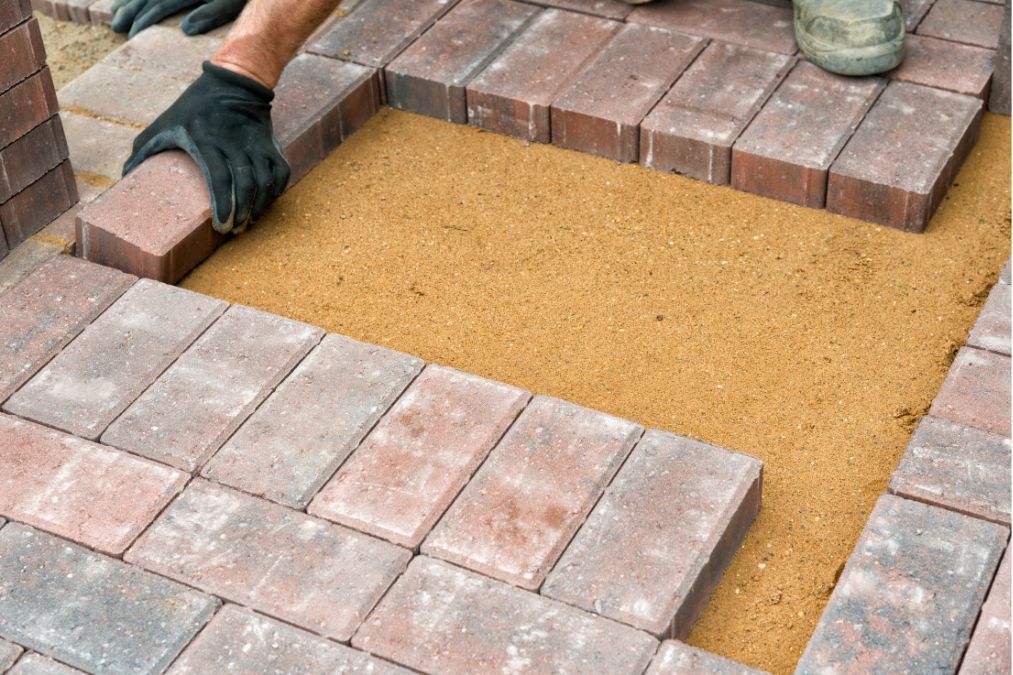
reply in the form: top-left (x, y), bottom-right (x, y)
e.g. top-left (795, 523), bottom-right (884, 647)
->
top-left (35, 12), bottom-right (125, 90)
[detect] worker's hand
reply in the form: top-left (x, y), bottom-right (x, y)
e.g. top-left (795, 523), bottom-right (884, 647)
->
top-left (111, 0), bottom-right (248, 38)
top-left (122, 61), bottom-right (290, 234)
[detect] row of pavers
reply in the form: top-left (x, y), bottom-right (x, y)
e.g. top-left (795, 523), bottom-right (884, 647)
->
top-left (0, 253), bottom-right (766, 674)
top-left (796, 264), bottom-right (1011, 673)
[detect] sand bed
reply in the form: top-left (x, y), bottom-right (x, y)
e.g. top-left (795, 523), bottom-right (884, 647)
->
top-left (182, 108), bottom-right (1010, 673)
top-left (35, 12), bottom-right (125, 89)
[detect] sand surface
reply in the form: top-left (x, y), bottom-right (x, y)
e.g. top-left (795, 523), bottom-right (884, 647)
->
top-left (183, 108), bottom-right (1010, 673)
top-left (35, 12), bottom-right (125, 90)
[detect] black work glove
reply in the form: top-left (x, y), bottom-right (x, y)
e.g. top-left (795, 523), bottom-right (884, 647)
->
top-left (123, 61), bottom-right (291, 234)
top-left (111, 0), bottom-right (247, 37)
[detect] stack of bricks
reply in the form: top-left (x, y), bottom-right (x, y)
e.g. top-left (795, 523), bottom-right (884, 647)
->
top-left (0, 0), bottom-right (78, 261)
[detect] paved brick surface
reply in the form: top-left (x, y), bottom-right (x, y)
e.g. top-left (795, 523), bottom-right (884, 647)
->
top-left (354, 556), bottom-right (659, 674)
top-left (57, 62), bottom-right (188, 127)
top-left (0, 413), bottom-right (187, 553)
top-left (204, 334), bottom-right (422, 508)
top-left (917, 0), bottom-right (1004, 48)
top-left (521, 0), bottom-right (630, 20)
top-left (990, 0), bottom-right (1010, 114)
top-left (551, 24), bottom-right (705, 162)
top-left (0, 523), bottom-right (219, 675)
top-left (5, 280), bottom-right (226, 439)
top-left (8, 653), bottom-right (83, 674)
top-left (0, 116), bottom-right (69, 202)
top-left (1003, 259), bottom-right (1011, 285)
top-left (423, 395), bottom-right (641, 589)
top-left (0, 160), bottom-right (78, 248)
top-left (59, 111), bottom-right (135, 183)
top-left (887, 34), bottom-right (996, 99)
top-left (385, 0), bottom-right (538, 123)
top-left (466, 8), bottom-right (619, 143)
top-left (127, 480), bottom-right (411, 641)
top-left (796, 495), bottom-right (1008, 674)
top-left (628, 0), bottom-right (795, 54)
top-left (168, 605), bottom-right (409, 675)
top-left (543, 430), bottom-right (762, 637)
top-left (0, 638), bottom-right (22, 672)
top-left (967, 281), bottom-right (1011, 356)
top-left (901, 0), bottom-right (934, 31)
top-left (641, 42), bottom-right (793, 184)
top-left (0, 18), bottom-right (46, 94)
top-left (826, 82), bottom-right (982, 231)
top-left (732, 62), bottom-right (884, 208)
top-left (0, 68), bottom-right (58, 150)
top-left (960, 549), bottom-right (1011, 674)
top-left (0, 255), bottom-right (134, 402)
top-left (889, 415), bottom-right (1011, 525)
top-left (309, 364), bottom-right (529, 548)
top-left (930, 347), bottom-right (1011, 437)
top-left (102, 24), bottom-right (221, 81)
top-left (646, 640), bottom-right (766, 675)
top-left (0, 0), bottom-right (32, 34)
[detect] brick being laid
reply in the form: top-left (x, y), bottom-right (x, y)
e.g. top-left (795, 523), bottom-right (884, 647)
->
top-left (627, 0), bottom-right (796, 54)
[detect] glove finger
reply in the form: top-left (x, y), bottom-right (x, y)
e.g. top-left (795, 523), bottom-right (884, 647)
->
top-left (130, 0), bottom-right (200, 36)
top-left (180, 0), bottom-right (246, 35)
top-left (110, 0), bottom-right (150, 33)
top-left (250, 155), bottom-right (276, 222)
top-left (122, 131), bottom-right (174, 176)
top-left (203, 146), bottom-right (235, 233)
top-left (229, 152), bottom-right (257, 232)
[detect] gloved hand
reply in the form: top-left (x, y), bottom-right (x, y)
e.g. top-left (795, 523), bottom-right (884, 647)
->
top-left (111, 0), bottom-right (247, 38)
top-left (123, 61), bottom-right (291, 234)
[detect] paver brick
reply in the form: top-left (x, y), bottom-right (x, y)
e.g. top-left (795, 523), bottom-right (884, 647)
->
top-left (0, 18), bottom-right (46, 94)
top-left (0, 523), bottom-right (219, 675)
top-left (59, 111), bottom-right (136, 183)
top-left (551, 24), bottom-right (705, 162)
top-left (520, 0), bottom-right (630, 20)
top-left (989, 0), bottom-right (1010, 114)
top-left (8, 653), bottom-right (83, 674)
top-left (640, 41), bottom-right (793, 184)
top-left (796, 495), bottom-right (1007, 673)
top-left (0, 413), bottom-right (187, 553)
top-left (0, 0), bottom-right (32, 34)
top-left (0, 638), bottom-right (23, 672)
top-left (886, 35), bottom-right (995, 99)
top-left (0, 68), bottom-right (59, 150)
top-left (826, 81), bottom-right (982, 231)
top-left (309, 364), bottom-right (528, 548)
top-left (102, 25), bottom-right (221, 81)
top-left (127, 480), bottom-right (411, 641)
top-left (385, 0), bottom-right (538, 123)
top-left (929, 346), bottom-right (1011, 437)
top-left (5, 280), bottom-right (227, 439)
top-left (731, 62), bottom-right (884, 208)
top-left (204, 334), bottom-right (422, 509)
top-left (646, 640), bottom-right (766, 675)
top-left (889, 415), bottom-right (1011, 525)
top-left (901, 0), bottom-right (934, 31)
top-left (960, 549), bottom-right (1011, 674)
top-left (0, 116), bottom-right (69, 202)
top-left (917, 0), bottom-right (1004, 48)
top-left (57, 62), bottom-right (188, 127)
top-left (0, 255), bottom-right (134, 402)
top-left (543, 430), bottom-right (762, 638)
top-left (628, 0), bottom-right (796, 54)
top-left (353, 556), bottom-right (659, 674)
top-left (0, 160), bottom-right (78, 248)
top-left (1003, 258), bottom-right (1011, 285)
top-left (168, 605), bottom-right (410, 675)
top-left (423, 395), bottom-right (641, 589)
top-left (967, 281), bottom-right (1011, 356)
top-left (466, 8), bottom-right (619, 143)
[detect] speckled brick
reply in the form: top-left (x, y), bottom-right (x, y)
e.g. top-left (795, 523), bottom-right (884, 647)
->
top-left (902, 0), bottom-right (935, 31)
top-left (521, 0), bottom-right (630, 19)
top-left (87, 0), bottom-right (113, 22)
top-left (917, 0), bottom-right (1004, 48)
top-left (127, 480), bottom-right (411, 641)
top-left (628, 0), bottom-right (795, 54)
top-left (8, 653), bottom-right (83, 674)
top-left (0, 68), bottom-right (58, 149)
top-left (989, 0), bottom-right (1010, 114)
top-left (797, 495), bottom-right (1007, 673)
top-left (1002, 259), bottom-right (1011, 285)
top-left (887, 35), bottom-right (995, 99)
top-left (168, 605), bottom-right (410, 675)
top-left (102, 25), bottom-right (221, 81)
top-left (960, 549), bottom-right (1011, 674)
top-left (646, 640), bottom-right (766, 675)
top-left (353, 556), bottom-right (658, 674)
top-left (0, 18), bottom-right (46, 94)
top-left (422, 395), bottom-right (641, 589)
top-left (826, 82), bottom-right (982, 231)
top-left (543, 430), bottom-right (762, 638)
top-left (551, 24), bottom-right (705, 162)
top-left (930, 347), bottom-right (1011, 437)
top-left (386, 0), bottom-right (536, 123)
top-left (967, 281), bottom-right (1011, 356)
top-left (0, 160), bottom-right (78, 248)
top-left (0, 413), bottom-right (187, 553)
top-left (59, 111), bottom-right (136, 183)
top-left (889, 415), bottom-right (1010, 525)
top-left (0, 116), bottom-right (69, 202)
top-left (57, 62), bottom-right (188, 127)
top-left (0, 638), bottom-right (22, 671)
top-left (0, 0), bottom-right (32, 33)
top-left (204, 334), bottom-right (422, 509)
top-left (466, 9), bottom-right (619, 142)
top-left (731, 62), bottom-right (884, 208)
top-left (5, 280), bottom-right (226, 439)
top-left (640, 42), bottom-right (793, 184)
top-left (0, 523), bottom-right (219, 674)
top-left (309, 364), bottom-right (528, 548)
top-left (308, 0), bottom-right (460, 68)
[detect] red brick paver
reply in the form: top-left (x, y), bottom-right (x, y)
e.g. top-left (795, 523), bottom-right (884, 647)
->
top-left (646, 640), bottom-right (766, 675)
top-left (522, 0), bottom-right (631, 20)
top-left (57, 62), bottom-right (188, 127)
top-left (917, 0), bottom-right (1005, 48)
top-left (0, 18), bottom-right (47, 95)
top-left (0, 68), bottom-right (59, 149)
top-left (628, 0), bottom-right (795, 54)
top-left (967, 281), bottom-right (1011, 356)
top-left (0, 116), bottom-right (69, 203)
top-left (353, 556), bottom-right (659, 674)
top-left (902, 0), bottom-right (934, 31)
top-left (102, 24), bottom-right (221, 82)
top-left (929, 346), bottom-right (1011, 437)
top-left (309, 364), bottom-right (529, 548)
top-left (0, 160), bottom-right (77, 248)
top-left (960, 550), bottom-right (1011, 674)
top-left (423, 395), bottom-right (641, 589)
top-left (0, 0), bottom-right (31, 34)
top-left (59, 111), bottom-right (135, 184)
top-left (887, 34), bottom-right (996, 99)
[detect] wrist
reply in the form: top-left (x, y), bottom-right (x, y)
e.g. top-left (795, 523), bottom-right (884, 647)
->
top-left (211, 50), bottom-right (277, 89)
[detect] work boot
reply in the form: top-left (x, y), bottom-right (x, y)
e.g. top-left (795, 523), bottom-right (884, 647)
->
top-left (794, 0), bottom-right (905, 76)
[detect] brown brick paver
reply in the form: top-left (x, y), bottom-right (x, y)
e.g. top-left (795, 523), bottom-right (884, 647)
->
top-left (0, 116), bottom-right (69, 203)
top-left (646, 640), bottom-right (767, 674)
top-left (1, 160), bottom-right (77, 249)
top-left (967, 281), bottom-right (1011, 356)
top-left (929, 346), bottom-right (1011, 437)
top-left (887, 34), bottom-right (996, 99)
top-left (0, 18), bottom-right (46, 94)
top-left (628, 0), bottom-right (795, 54)
top-left (59, 111), bottom-right (136, 184)
top-left (0, 68), bottom-right (59, 150)
top-left (960, 550), bottom-right (1011, 674)
top-left (917, 0), bottom-right (1005, 48)
top-left (0, 0), bottom-right (31, 34)
top-left (57, 62), bottom-right (188, 127)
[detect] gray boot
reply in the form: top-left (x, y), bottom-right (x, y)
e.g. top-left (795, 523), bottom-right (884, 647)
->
top-left (794, 0), bottom-right (905, 76)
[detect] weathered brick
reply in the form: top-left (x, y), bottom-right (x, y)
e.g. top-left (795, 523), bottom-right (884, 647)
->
top-left (308, 0), bottom-right (460, 68)
top-left (960, 549), bottom-right (1011, 674)
top-left (385, 0), bottom-right (538, 123)
top-left (520, 0), bottom-right (630, 19)
top-left (466, 8), bottom-right (619, 143)
top-left (0, 161), bottom-right (77, 248)
top-left (731, 62), bottom-right (884, 208)
top-left (0, 638), bottom-right (23, 672)
top-left (168, 605), bottom-right (410, 675)
top-left (641, 42), bottom-right (793, 184)
top-left (0, 68), bottom-right (59, 149)
top-left (204, 334), bottom-right (422, 509)
top-left (796, 495), bottom-right (1007, 673)
top-left (930, 347), bottom-right (1011, 437)
top-left (917, 0), bottom-right (1004, 48)
top-left (989, 0), bottom-right (1010, 114)
top-left (0, 523), bottom-right (219, 674)
top-left (551, 24), bottom-right (705, 162)
top-left (423, 395), bottom-right (641, 589)
top-left (646, 640), bottom-right (766, 675)
top-left (57, 62), bottom-right (188, 127)
top-left (5, 280), bottom-right (226, 438)
top-left (0, 255), bottom-right (133, 402)
top-left (628, 0), bottom-right (796, 54)
top-left (826, 82), bottom-right (982, 231)
top-left (0, 116), bottom-right (68, 202)
top-left (309, 364), bottom-right (528, 548)
top-left (8, 653), bottom-right (82, 675)
top-left (902, 0), bottom-right (934, 30)
top-left (543, 430), bottom-right (762, 638)
top-left (103, 25), bottom-right (221, 81)
top-left (889, 415), bottom-right (1010, 525)
top-left (0, 0), bottom-right (32, 33)
top-left (127, 480), bottom-right (411, 641)
top-left (967, 281), bottom-right (1011, 356)
top-left (59, 111), bottom-right (136, 183)
top-left (887, 34), bottom-right (995, 99)
top-left (0, 18), bottom-right (46, 94)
